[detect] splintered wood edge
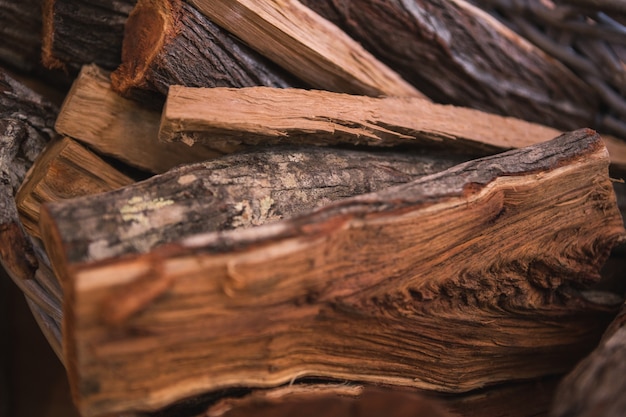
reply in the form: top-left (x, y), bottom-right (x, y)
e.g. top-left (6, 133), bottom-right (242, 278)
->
top-left (57, 129), bottom-right (626, 416)
top-left (187, 0), bottom-right (423, 98)
top-left (111, 0), bottom-right (179, 95)
top-left (41, 0), bottom-right (66, 71)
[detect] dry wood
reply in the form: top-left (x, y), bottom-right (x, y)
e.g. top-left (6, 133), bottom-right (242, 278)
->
top-left (40, 146), bottom-right (468, 268)
top-left (16, 137), bottom-right (135, 239)
top-left (202, 385), bottom-right (452, 417)
top-left (111, 0), bottom-right (303, 102)
top-left (185, 0), bottom-right (423, 98)
top-left (299, 0), bottom-right (599, 131)
top-left (40, 129), bottom-right (626, 416)
top-left (160, 86), bottom-right (626, 167)
top-left (42, 0), bottom-right (136, 72)
top-left (551, 301), bottom-right (626, 417)
top-left (55, 65), bottom-right (220, 173)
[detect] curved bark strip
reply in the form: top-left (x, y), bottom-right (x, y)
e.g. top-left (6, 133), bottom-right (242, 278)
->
top-left (111, 0), bottom-right (303, 102)
top-left (299, 0), bottom-right (598, 131)
top-left (42, 130), bottom-right (626, 416)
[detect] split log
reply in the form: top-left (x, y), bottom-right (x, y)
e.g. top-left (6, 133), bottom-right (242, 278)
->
top-left (550, 301), bottom-right (626, 417)
top-left (56, 65), bottom-right (220, 173)
top-left (42, 0), bottom-right (136, 72)
top-left (40, 146), bottom-right (468, 270)
top-left (184, 0), bottom-right (424, 98)
top-left (41, 129), bottom-right (626, 416)
top-left (159, 86), bottom-right (626, 168)
top-left (111, 0), bottom-right (304, 103)
top-left (299, 0), bottom-right (598, 131)
top-left (16, 137), bottom-right (135, 239)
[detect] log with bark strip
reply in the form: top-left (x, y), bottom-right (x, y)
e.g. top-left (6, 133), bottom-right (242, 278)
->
top-left (299, 0), bottom-right (599, 132)
top-left (39, 129), bottom-right (625, 417)
top-left (111, 0), bottom-right (305, 104)
top-left (158, 86), bottom-right (626, 168)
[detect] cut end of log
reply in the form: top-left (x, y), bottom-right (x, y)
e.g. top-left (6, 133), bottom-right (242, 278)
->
top-left (111, 0), bottom-right (179, 96)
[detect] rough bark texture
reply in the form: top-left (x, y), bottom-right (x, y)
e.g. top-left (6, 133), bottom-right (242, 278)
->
top-left (42, 0), bottom-right (136, 72)
top-left (111, 0), bottom-right (304, 103)
top-left (185, 0), bottom-right (423, 98)
top-left (41, 147), bottom-right (468, 266)
top-left (550, 302), bottom-right (626, 417)
top-left (0, 0), bottom-right (44, 73)
top-left (16, 137), bottom-right (135, 239)
top-left (56, 65), bottom-right (220, 173)
top-left (299, 0), bottom-right (599, 131)
top-left (42, 130), bottom-right (626, 417)
top-left (159, 86), bottom-right (626, 168)
top-left (0, 69), bottom-right (63, 358)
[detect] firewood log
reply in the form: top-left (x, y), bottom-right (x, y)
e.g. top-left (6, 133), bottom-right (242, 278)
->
top-left (40, 129), bottom-right (625, 417)
top-left (42, 0), bottom-right (136, 72)
top-left (158, 86), bottom-right (626, 169)
top-left (184, 0), bottom-right (424, 98)
top-left (56, 65), bottom-right (220, 173)
top-left (111, 0), bottom-right (304, 103)
top-left (299, 0), bottom-right (598, 131)
top-left (16, 137), bottom-right (135, 239)
top-left (550, 301), bottom-right (626, 417)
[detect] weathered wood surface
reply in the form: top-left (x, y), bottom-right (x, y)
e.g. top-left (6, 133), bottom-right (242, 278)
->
top-left (42, 0), bottom-right (136, 72)
top-left (56, 65), bottom-right (220, 173)
top-left (299, 0), bottom-right (598, 131)
top-left (551, 301), bottom-right (626, 417)
top-left (111, 0), bottom-right (303, 102)
top-left (41, 147), bottom-right (468, 267)
top-left (42, 130), bottom-right (626, 416)
top-left (16, 137), bottom-right (135, 239)
top-left (160, 86), bottom-right (626, 167)
top-left (185, 0), bottom-right (424, 98)
top-left (0, 69), bottom-right (63, 358)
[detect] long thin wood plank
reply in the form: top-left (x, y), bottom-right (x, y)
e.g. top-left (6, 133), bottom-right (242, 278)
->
top-left (55, 65), bottom-right (220, 173)
top-left (185, 0), bottom-right (424, 98)
top-left (160, 86), bottom-right (626, 168)
top-left (299, 0), bottom-right (599, 131)
top-left (41, 130), bottom-right (626, 416)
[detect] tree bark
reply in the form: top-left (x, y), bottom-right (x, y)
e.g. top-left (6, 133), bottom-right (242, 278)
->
top-left (0, 0), bottom-right (44, 73)
top-left (42, 0), bottom-right (136, 72)
top-left (550, 301), bottom-right (626, 417)
top-left (56, 65), bottom-right (220, 173)
top-left (16, 137), bottom-right (135, 239)
top-left (40, 146), bottom-right (468, 267)
top-left (111, 0), bottom-right (305, 103)
top-left (299, 0), bottom-right (599, 131)
top-left (40, 129), bottom-right (625, 417)
top-left (185, 0), bottom-right (424, 98)
top-left (159, 86), bottom-right (626, 169)
top-left (0, 69), bottom-right (63, 359)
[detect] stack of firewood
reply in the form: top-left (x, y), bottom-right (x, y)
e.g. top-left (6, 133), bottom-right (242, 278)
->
top-left (1, 1), bottom-right (625, 417)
